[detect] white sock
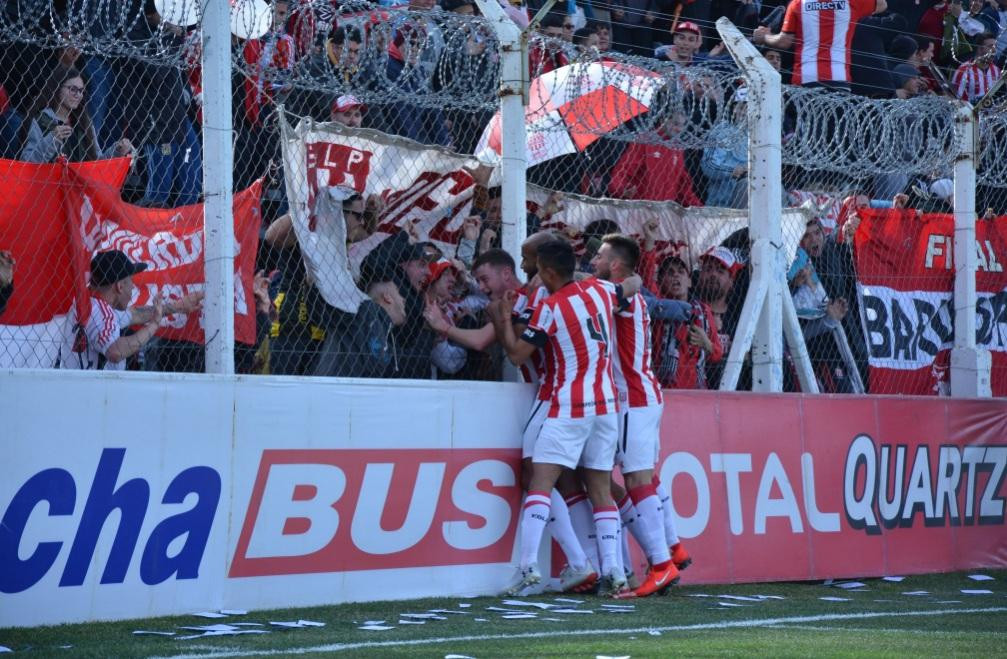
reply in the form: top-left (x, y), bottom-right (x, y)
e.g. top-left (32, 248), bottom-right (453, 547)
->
top-left (593, 506), bottom-right (621, 577)
top-left (619, 521), bottom-right (632, 577)
top-left (653, 478), bottom-right (680, 546)
top-left (565, 493), bottom-right (600, 572)
top-left (548, 489), bottom-right (589, 570)
top-left (617, 495), bottom-right (647, 558)
top-left (630, 484), bottom-right (671, 565)
top-left (519, 491), bottom-right (551, 570)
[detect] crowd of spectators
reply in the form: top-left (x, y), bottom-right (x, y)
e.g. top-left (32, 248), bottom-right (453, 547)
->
top-left (0, 0), bottom-right (1005, 393)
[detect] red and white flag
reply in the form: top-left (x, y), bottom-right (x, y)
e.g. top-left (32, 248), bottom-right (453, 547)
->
top-left (854, 208), bottom-right (1007, 395)
top-left (0, 158), bottom-right (261, 368)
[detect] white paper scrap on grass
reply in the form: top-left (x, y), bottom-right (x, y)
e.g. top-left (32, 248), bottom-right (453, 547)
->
top-left (882, 576), bottom-right (905, 582)
top-left (401, 613), bottom-right (448, 619)
top-left (961, 589), bottom-right (994, 595)
top-left (428, 609), bottom-right (469, 615)
top-left (458, 603), bottom-right (473, 608)
top-left (553, 608), bottom-right (594, 614)
top-left (179, 625), bottom-right (239, 632)
top-left (231, 623), bottom-right (265, 627)
top-left (717, 602), bottom-right (747, 607)
top-left (474, 618), bottom-right (488, 622)
top-left (596, 655), bottom-right (630, 659)
top-left (754, 595), bottom-right (786, 600)
top-left (501, 614), bottom-right (539, 619)
top-left (297, 620), bottom-right (325, 627)
top-left (191, 611), bottom-right (229, 618)
top-left (399, 620), bottom-right (426, 625)
top-left (178, 630), bottom-right (267, 640)
top-left (132, 631), bottom-right (176, 636)
top-left (554, 597), bottom-right (584, 604)
top-left (362, 620), bottom-right (385, 626)
top-left (648, 630), bottom-right (662, 636)
top-left (485, 607), bottom-right (526, 613)
top-left (502, 600), bottom-right (559, 610)
top-left (819, 597), bottom-right (851, 602)
top-left (834, 582), bottom-right (868, 589)
top-left (0, 647), bottom-right (10, 653)
top-left (902, 591), bottom-right (930, 596)
top-left (968, 575), bottom-right (995, 581)
top-left (686, 594), bottom-right (713, 598)
top-left (600, 604), bottom-right (635, 609)
top-left (717, 595), bottom-right (764, 602)
top-left (220, 609), bottom-right (248, 615)
top-left (936, 600), bottom-right (963, 604)
top-left (542, 618), bottom-right (564, 622)
top-left (358, 625), bottom-right (395, 631)
top-left (445, 655), bottom-right (476, 659)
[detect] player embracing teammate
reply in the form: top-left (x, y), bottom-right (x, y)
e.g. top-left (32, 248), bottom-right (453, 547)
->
top-left (490, 232), bottom-right (691, 598)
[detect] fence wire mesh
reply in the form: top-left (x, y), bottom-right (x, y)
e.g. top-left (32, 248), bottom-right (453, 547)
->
top-left (0, 0), bottom-right (1005, 395)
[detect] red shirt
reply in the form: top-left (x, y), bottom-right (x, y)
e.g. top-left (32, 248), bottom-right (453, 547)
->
top-left (605, 281), bottom-right (662, 408)
top-left (523, 280), bottom-right (619, 419)
top-left (782, 0), bottom-right (876, 85)
top-left (608, 142), bottom-right (702, 207)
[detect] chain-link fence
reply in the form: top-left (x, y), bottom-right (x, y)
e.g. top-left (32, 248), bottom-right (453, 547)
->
top-left (1, 0), bottom-right (1005, 395)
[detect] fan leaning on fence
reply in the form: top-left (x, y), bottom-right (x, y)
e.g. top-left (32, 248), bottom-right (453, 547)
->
top-left (57, 251), bottom-right (203, 371)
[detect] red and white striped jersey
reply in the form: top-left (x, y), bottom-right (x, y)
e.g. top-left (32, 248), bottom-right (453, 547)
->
top-left (610, 288), bottom-right (663, 409)
top-left (513, 284), bottom-right (553, 401)
top-left (952, 62), bottom-right (1002, 102)
top-left (782, 0), bottom-right (875, 86)
top-left (59, 296), bottom-right (131, 371)
top-left (522, 280), bottom-right (619, 419)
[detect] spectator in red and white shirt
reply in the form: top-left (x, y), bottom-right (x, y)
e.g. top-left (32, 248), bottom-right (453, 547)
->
top-left (753, 0), bottom-right (887, 89)
top-left (952, 33), bottom-right (1002, 101)
top-left (489, 240), bottom-right (635, 597)
top-left (591, 234), bottom-right (689, 597)
top-left (59, 250), bottom-right (203, 371)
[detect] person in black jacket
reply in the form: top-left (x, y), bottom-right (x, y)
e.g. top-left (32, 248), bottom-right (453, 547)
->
top-left (851, 12), bottom-right (909, 97)
top-left (119, 1), bottom-right (202, 207)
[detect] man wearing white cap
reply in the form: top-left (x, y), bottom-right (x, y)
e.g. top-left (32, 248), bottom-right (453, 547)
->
top-left (330, 95), bottom-right (365, 128)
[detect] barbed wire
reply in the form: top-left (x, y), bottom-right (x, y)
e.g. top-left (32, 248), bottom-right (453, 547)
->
top-left (979, 110), bottom-right (1007, 188)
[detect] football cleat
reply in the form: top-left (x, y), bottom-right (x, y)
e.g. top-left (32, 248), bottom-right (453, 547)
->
top-left (559, 563), bottom-right (598, 593)
top-left (599, 570), bottom-right (635, 599)
top-left (634, 562), bottom-right (680, 597)
top-left (671, 542), bottom-right (693, 571)
top-left (503, 565), bottom-right (542, 597)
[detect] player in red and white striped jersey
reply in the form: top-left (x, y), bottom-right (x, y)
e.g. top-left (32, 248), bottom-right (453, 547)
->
top-left (952, 35), bottom-right (1002, 102)
top-left (425, 239), bottom-right (598, 592)
top-left (591, 235), bottom-right (689, 597)
top-left (490, 240), bottom-right (637, 597)
top-left (754, 0), bottom-right (886, 88)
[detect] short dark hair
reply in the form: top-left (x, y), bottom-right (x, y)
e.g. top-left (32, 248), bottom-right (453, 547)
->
top-left (536, 241), bottom-right (576, 279)
top-left (541, 13), bottom-right (566, 30)
top-left (584, 219), bottom-right (621, 240)
top-left (573, 27), bottom-right (595, 45)
top-left (601, 233), bottom-right (640, 271)
top-left (472, 248), bottom-right (516, 273)
top-left (332, 25), bottom-right (361, 45)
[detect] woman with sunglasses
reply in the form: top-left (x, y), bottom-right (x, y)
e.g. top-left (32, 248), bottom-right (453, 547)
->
top-left (20, 65), bottom-right (132, 163)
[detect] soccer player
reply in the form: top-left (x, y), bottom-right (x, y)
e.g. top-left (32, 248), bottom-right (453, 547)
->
top-left (591, 234), bottom-right (690, 597)
top-left (427, 236), bottom-right (598, 592)
top-left (490, 240), bottom-right (634, 598)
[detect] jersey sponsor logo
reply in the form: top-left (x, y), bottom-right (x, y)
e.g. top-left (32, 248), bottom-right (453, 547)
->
top-left (804, 0), bottom-right (847, 9)
top-left (229, 449), bottom-right (521, 577)
top-left (1, 449), bottom-right (221, 594)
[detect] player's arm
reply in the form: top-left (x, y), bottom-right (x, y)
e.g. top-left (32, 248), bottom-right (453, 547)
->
top-left (446, 323), bottom-right (497, 351)
top-left (640, 287), bottom-right (691, 322)
top-left (488, 294), bottom-right (539, 365)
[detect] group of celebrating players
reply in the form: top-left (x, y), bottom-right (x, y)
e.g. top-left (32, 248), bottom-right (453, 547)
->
top-left (460, 230), bottom-right (691, 599)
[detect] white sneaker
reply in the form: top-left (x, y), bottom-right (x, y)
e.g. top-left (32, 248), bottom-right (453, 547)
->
top-left (599, 569), bottom-right (633, 599)
top-left (503, 565), bottom-right (542, 597)
top-left (558, 563), bottom-right (598, 592)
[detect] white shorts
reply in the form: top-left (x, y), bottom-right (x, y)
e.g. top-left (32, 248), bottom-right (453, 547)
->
top-left (534, 413), bottom-right (619, 471)
top-left (616, 403), bottom-right (663, 473)
top-left (521, 398), bottom-right (549, 459)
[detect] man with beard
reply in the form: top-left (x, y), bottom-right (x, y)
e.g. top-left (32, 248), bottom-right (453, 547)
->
top-left (651, 253), bottom-right (723, 390)
top-left (694, 246), bottom-right (744, 390)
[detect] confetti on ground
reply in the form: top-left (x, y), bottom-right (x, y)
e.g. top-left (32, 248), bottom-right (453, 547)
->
top-left (501, 600), bottom-right (559, 610)
top-left (428, 609), bottom-right (469, 615)
top-left (717, 602), bottom-right (747, 607)
top-left (177, 630), bottom-right (267, 640)
top-left (132, 631), bottom-right (175, 636)
top-left (961, 589), bottom-right (994, 595)
top-left (686, 594), bottom-right (713, 598)
top-left (820, 597), bottom-right (851, 602)
top-left (968, 575), bottom-right (995, 581)
top-left (269, 620), bottom-right (325, 628)
top-left (231, 623), bottom-right (264, 627)
top-left (401, 613), bottom-right (448, 619)
top-left (648, 630), bottom-right (662, 636)
top-left (473, 618), bottom-right (488, 622)
top-left (444, 655), bottom-right (476, 659)
top-left (834, 582), bottom-right (868, 590)
top-left (754, 595), bottom-right (786, 600)
top-left (718, 595), bottom-right (765, 602)
top-left (220, 609), bottom-right (248, 615)
top-left (179, 625), bottom-right (240, 632)
top-left (883, 576), bottom-right (905, 582)
top-left (458, 603), bottom-right (472, 608)
top-left (0, 648), bottom-right (10, 653)
top-left (358, 625), bottom-right (395, 631)
top-left (552, 608), bottom-right (595, 614)
top-left (191, 612), bottom-right (229, 619)
top-left (902, 591), bottom-right (930, 596)
top-left (501, 614), bottom-right (538, 620)
top-left (398, 620), bottom-right (426, 625)
top-left (554, 597), bottom-right (584, 604)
